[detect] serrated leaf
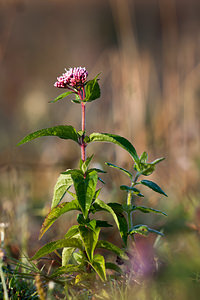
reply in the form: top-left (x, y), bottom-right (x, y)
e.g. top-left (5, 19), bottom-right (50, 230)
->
top-left (17, 125), bottom-right (79, 145)
top-left (51, 173), bottom-right (73, 208)
top-left (69, 170), bottom-right (98, 218)
top-left (140, 180), bottom-right (168, 197)
top-left (96, 240), bottom-right (128, 260)
top-left (79, 225), bottom-right (100, 262)
top-left (84, 77), bottom-right (101, 102)
top-left (64, 225), bottom-right (79, 239)
top-left (62, 247), bottom-right (75, 266)
top-left (31, 238), bottom-right (83, 260)
top-left (105, 162), bottom-right (132, 179)
top-left (50, 91), bottom-right (74, 103)
top-left (91, 254), bottom-right (106, 281)
top-left (105, 262), bottom-right (122, 274)
top-left (120, 185), bottom-right (144, 197)
top-left (50, 264), bottom-right (84, 278)
top-left (89, 133), bottom-right (139, 163)
top-left (107, 203), bottom-right (128, 245)
top-left (93, 200), bottom-right (128, 245)
top-left (93, 199), bottom-right (120, 229)
top-left (132, 206), bottom-right (167, 216)
top-left (40, 200), bottom-right (80, 239)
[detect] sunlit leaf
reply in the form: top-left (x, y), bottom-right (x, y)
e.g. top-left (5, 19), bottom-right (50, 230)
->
top-left (88, 133), bottom-right (139, 163)
top-left (40, 200), bottom-right (80, 239)
top-left (84, 76), bottom-right (101, 102)
top-left (91, 254), bottom-right (106, 281)
top-left (64, 225), bottom-right (79, 239)
top-left (31, 238), bottom-right (83, 260)
top-left (129, 224), bottom-right (164, 236)
top-left (50, 91), bottom-right (74, 103)
top-left (17, 125), bottom-right (79, 145)
top-left (62, 247), bottom-right (75, 266)
top-left (79, 225), bottom-right (100, 262)
top-left (50, 264), bottom-right (84, 277)
top-left (96, 240), bottom-right (128, 260)
top-left (51, 173), bottom-right (73, 208)
top-left (69, 170), bottom-right (98, 218)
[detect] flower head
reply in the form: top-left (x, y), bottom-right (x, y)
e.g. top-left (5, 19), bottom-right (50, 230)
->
top-left (54, 67), bottom-right (88, 89)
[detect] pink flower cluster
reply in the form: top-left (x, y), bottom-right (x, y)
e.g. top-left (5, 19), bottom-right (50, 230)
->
top-left (54, 67), bottom-right (88, 89)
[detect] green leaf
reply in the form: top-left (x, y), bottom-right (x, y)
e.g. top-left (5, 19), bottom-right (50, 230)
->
top-left (96, 220), bottom-right (113, 228)
top-left (105, 262), bottom-right (122, 274)
top-left (129, 225), bottom-right (164, 236)
top-left (120, 185), bottom-right (144, 197)
top-left (86, 168), bottom-right (106, 174)
top-left (51, 173), bottom-right (73, 208)
top-left (140, 151), bottom-right (148, 163)
top-left (40, 200), bottom-right (80, 239)
top-left (134, 163), bottom-right (155, 176)
top-left (132, 206), bottom-right (167, 216)
top-left (71, 99), bottom-right (81, 104)
top-left (84, 77), bottom-right (101, 102)
top-left (71, 94), bottom-right (81, 104)
top-left (140, 180), bottom-right (168, 197)
top-left (79, 225), bottom-right (100, 262)
top-left (93, 200), bottom-right (128, 245)
top-left (91, 254), bottom-right (106, 281)
top-left (70, 170), bottom-right (98, 218)
top-left (129, 225), bottom-right (149, 236)
top-left (50, 264), bottom-right (83, 278)
top-left (64, 225), bottom-right (79, 239)
top-left (31, 238), bottom-right (83, 260)
top-left (105, 162), bottom-right (132, 179)
top-left (62, 247), bottom-right (75, 266)
top-left (151, 157), bottom-right (165, 165)
top-left (81, 155), bottom-right (94, 173)
top-left (93, 199), bottom-right (120, 229)
top-left (89, 133), bottom-right (139, 163)
top-left (17, 125), bottom-right (79, 145)
top-left (50, 91), bottom-right (74, 103)
top-left (148, 228), bottom-right (164, 236)
top-left (96, 240), bottom-right (128, 260)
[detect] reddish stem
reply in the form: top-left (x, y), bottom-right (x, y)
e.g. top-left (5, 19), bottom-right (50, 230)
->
top-left (81, 101), bottom-right (86, 162)
top-left (79, 87), bottom-right (86, 162)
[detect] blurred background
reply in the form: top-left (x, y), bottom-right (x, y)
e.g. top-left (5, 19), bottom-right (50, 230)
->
top-left (0, 0), bottom-right (200, 298)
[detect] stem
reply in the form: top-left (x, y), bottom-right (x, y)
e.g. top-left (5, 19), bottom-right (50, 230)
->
top-left (0, 260), bottom-right (8, 300)
top-left (81, 102), bottom-right (86, 162)
top-left (127, 172), bottom-right (140, 231)
top-left (79, 87), bottom-right (86, 163)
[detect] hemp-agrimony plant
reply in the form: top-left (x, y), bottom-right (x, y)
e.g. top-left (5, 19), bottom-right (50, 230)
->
top-left (18, 67), bottom-right (167, 283)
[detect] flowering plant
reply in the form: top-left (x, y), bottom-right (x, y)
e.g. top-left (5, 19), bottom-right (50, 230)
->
top-left (18, 67), bottom-right (167, 284)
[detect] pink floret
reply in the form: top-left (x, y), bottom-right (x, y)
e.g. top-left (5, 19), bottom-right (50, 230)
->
top-left (54, 67), bottom-right (88, 89)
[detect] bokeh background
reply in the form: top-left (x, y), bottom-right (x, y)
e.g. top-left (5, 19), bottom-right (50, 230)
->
top-left (0, 0), bottom-right (200, 298)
